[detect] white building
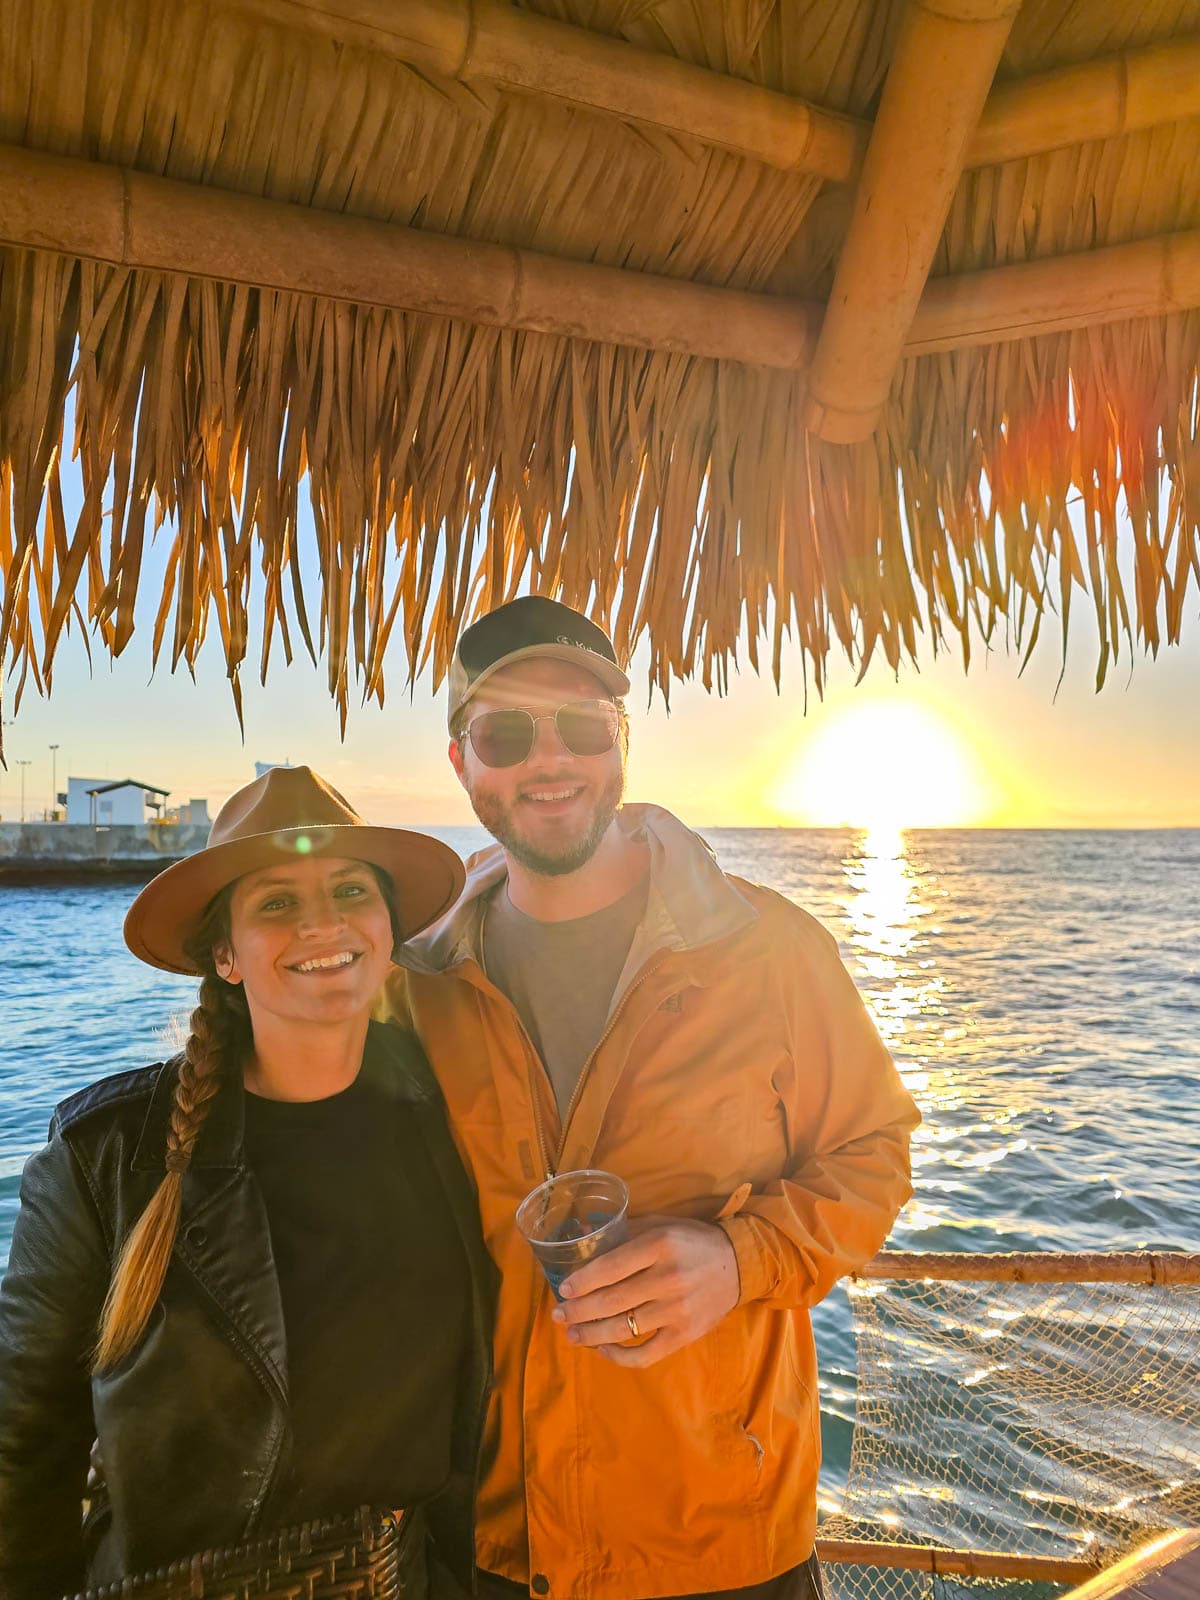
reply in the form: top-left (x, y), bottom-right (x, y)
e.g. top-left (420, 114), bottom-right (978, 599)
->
top-left (254, 760), bottom-right (293, 780)
top-left (66, 777), bottom-right (170, 826)
top-left (164, 797), bottom-right (212, 827)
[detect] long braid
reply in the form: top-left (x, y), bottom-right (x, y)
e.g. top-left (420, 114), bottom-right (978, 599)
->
top-left (164, 977), bottom-right (229, 1171)
top-left (95, 903), bottom-right (248, 1371)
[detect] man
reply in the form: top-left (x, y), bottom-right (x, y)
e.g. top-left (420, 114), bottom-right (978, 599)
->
top-left (382, 596), bottom-right (920, 1600)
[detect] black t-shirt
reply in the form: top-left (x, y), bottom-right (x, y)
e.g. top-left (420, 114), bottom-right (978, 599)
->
top-left (242, 1048), bottom-right (469, 1521)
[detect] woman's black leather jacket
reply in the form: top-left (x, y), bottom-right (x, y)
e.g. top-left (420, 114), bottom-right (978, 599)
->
top-left (0, 1022), bottom-right (494, 1600)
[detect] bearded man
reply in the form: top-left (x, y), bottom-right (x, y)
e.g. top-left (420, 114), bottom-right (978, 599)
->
top-left (381, 596), bottom-right (920, 1600)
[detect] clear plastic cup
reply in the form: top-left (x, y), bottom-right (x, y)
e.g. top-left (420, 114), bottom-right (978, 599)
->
top-left (515, 1168), bottom-right (630, 1299)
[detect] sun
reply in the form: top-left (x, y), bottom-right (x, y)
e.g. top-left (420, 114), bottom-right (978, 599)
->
top-left (773, 699), bottom-right (991, 832)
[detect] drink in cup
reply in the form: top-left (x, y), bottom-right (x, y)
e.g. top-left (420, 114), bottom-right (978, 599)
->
top-left (515, 1169), bottom-right (629, 1299)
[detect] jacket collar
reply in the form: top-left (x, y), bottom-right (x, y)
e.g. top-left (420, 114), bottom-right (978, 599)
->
top-left (131, 1019), bottom-right (430, 1171)
top-left (398, 803), bottom-right (758, 981)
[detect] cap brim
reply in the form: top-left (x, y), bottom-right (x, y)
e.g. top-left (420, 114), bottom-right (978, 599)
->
top-left (454, 643), bottom-right (630, 725)
top-left (123, 825), bottom-right (465, 975)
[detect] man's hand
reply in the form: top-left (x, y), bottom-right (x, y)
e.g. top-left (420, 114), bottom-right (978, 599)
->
top-left (550, 1216), bottom-right (740, 1366)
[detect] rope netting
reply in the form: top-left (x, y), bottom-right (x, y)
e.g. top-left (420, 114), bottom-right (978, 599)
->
top-left (818, 1256), bottom-right (1200, 1600)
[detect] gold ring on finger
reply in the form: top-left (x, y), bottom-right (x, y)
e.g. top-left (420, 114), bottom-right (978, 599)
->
top-left (626, 1310), bottom-right (640, 1339)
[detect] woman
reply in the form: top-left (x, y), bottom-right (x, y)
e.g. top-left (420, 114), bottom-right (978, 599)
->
top-left (0, 766), bottom-right (491, 1600)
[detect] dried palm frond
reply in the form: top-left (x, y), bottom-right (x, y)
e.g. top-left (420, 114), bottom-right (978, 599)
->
top-left (1, 0), bottom-right (1199, 758)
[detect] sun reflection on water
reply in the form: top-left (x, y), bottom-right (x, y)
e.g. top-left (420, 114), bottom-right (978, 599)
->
top-left (841, 827), bottom-right (935, 1051)
top-left (838, 827), bottom-right (1043, 1244)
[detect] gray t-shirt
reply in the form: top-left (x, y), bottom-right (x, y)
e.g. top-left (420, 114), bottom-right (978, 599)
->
top-left (482, 875), bottom-right (649, 1119)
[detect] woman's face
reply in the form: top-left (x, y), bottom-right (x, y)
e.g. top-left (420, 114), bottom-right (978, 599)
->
top-left (214, 855), bottom-right (394, 1030)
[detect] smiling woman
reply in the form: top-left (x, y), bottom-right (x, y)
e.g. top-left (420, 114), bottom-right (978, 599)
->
top-left (774, 700), bottom-right (993, 831)
top-left (0, 766), bottom-right (493, 1600)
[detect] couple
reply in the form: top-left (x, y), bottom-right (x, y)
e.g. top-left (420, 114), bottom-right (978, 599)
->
top-left (0, 598), bottom-right (920, 1600)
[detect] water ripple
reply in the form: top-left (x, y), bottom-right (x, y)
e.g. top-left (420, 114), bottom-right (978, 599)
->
top-left (2, 828), bottom-right (1198, 1535)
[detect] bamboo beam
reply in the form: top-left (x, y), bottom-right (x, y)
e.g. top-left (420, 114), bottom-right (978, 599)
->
top-left (857, 1252), bottom-right (1200, 1285)
top-left (2, 146), bottom-right (1200, 371)
top-left (224, 0), bottom-right (867, 182)
top-left (221, 1), bottom-right (1200, 183)
top-left (803, 0), bottom-right (1022, 443)
top-left (814, 1538), bottom-right (1103, 1585)
top-left (971, 36), bottom-right (1200, 167)
top-left (0, 145), bottom-right (819, 371)
top-left (907, 231), bottom-right (1200, 351)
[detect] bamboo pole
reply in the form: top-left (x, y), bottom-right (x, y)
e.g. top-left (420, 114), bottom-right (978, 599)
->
top-left (970, 36), bottom-right (1200, 167)
top-left (0, 145), bottom-right (819, 371)
top-left (3, 146), bottom-right (1200, 370)
top-left (224, 0), bottom-right (866, 182)
top-left (814, 1538), bottom-right (1104, 1584)
top-left (803, 0), bottom-right (1021, 443)
top-left (856, 1252), bottom-right (1200, 1285)
top-left (220, 1), bottom-right (1200, 182)
top-left (1057, 1529), bottom-right (1200, 1599)
top-left (908, 231), bottom-right (1200, 352)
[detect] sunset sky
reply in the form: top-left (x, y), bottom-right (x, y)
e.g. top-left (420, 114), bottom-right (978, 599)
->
top-left (4, 535), bottom-right (1196, 832)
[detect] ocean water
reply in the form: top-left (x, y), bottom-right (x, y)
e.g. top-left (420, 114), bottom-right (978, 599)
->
top-left (2, 827), bottom-right (1199, 1551)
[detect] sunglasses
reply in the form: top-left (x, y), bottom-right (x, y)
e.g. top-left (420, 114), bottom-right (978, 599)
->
top-left (464, 699), bottom-right (621, 769)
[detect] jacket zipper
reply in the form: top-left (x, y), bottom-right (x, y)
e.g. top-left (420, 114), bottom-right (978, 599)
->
top-left (469, 907), bottom-right (671, 1178)
top-left (536, 954), bottom-right (669, 1180)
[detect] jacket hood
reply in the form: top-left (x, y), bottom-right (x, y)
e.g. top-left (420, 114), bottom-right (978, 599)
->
top-left (398, 803), bottom-right (758, 978)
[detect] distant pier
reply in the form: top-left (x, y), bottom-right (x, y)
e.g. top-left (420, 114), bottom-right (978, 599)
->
top-left (0, 822), bottom-right (208, 884)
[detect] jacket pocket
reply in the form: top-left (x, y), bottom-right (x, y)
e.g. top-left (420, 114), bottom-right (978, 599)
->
top-left (704, 1316), bottom-right (771, 1503)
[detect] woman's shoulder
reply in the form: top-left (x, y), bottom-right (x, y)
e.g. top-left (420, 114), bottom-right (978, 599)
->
top-left (50, 1059), bottom-right (176, 1142)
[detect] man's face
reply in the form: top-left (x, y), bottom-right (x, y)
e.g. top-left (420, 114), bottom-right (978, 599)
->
top-left (450, 658), bottom-right (626, 877)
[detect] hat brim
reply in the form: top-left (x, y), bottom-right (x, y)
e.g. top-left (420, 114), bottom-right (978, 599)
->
top-left (124, 825), bottom-right (465, 975)
top-left (453, 643), bottom-right (631, 726)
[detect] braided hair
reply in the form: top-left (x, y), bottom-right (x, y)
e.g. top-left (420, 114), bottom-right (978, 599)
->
top-left (94, 889), bottom-right (249, 1371)
top-left (93, 862), bottom-right (401, 1371)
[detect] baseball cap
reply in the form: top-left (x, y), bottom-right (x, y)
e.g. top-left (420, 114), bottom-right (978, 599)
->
top-left (447, 597), bottom-right (631, 729)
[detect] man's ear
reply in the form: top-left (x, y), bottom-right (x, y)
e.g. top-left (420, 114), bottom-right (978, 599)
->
top-left (448, 736), bottom-right (468, 788)
top-left (213, 942), bottom-right (242, 985)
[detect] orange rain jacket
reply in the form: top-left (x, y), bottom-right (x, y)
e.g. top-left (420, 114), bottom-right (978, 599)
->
top-left (381, 805), bottom-right (920, 1600)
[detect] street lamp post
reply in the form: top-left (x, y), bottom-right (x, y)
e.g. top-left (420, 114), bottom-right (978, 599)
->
top-left (0, 717), bottom-right (11, 817)
top-left (49, 743), bottom-right (60, 820)
top-left (15, 759), bottom-right (31, 822)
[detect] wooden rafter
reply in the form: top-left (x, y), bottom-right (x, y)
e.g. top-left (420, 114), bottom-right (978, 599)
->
top-left (0, 146), bottom-right (819, 370)
top-left (970, 35), bottom-right (1200, 168)
top-left (908, 233), bottom-right (1200, 353)
top-left (228, 0), bottom-right (866, 182)
top-left (803, 0), bottom-right (1022, 443)
top-left (4, 145), bottom-right (1200, 372)
top-left (221, 0), bottom-right (1200, 183)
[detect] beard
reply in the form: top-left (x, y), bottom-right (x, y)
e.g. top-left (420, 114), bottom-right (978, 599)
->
top-left (467, 765), bottom-right (625, 877)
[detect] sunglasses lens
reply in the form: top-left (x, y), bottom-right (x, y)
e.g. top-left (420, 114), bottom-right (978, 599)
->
top-left (468, 710), bottom-right (535, 769)
top-left (466, 701), bottom-right (620, 767)
top-left (556, 701), bottom-right (620, 757)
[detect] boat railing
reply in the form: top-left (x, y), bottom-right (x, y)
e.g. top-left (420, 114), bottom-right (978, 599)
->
top-left (815, 1250), bottom-right (1200, 1598)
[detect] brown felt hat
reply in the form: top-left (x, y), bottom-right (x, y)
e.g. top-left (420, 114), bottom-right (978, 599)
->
top-left (124, 765), bottom-right (464, 975)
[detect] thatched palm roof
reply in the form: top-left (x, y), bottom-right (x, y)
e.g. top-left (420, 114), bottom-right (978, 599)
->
top-left (1, 0), bottom-right (1198, 742)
